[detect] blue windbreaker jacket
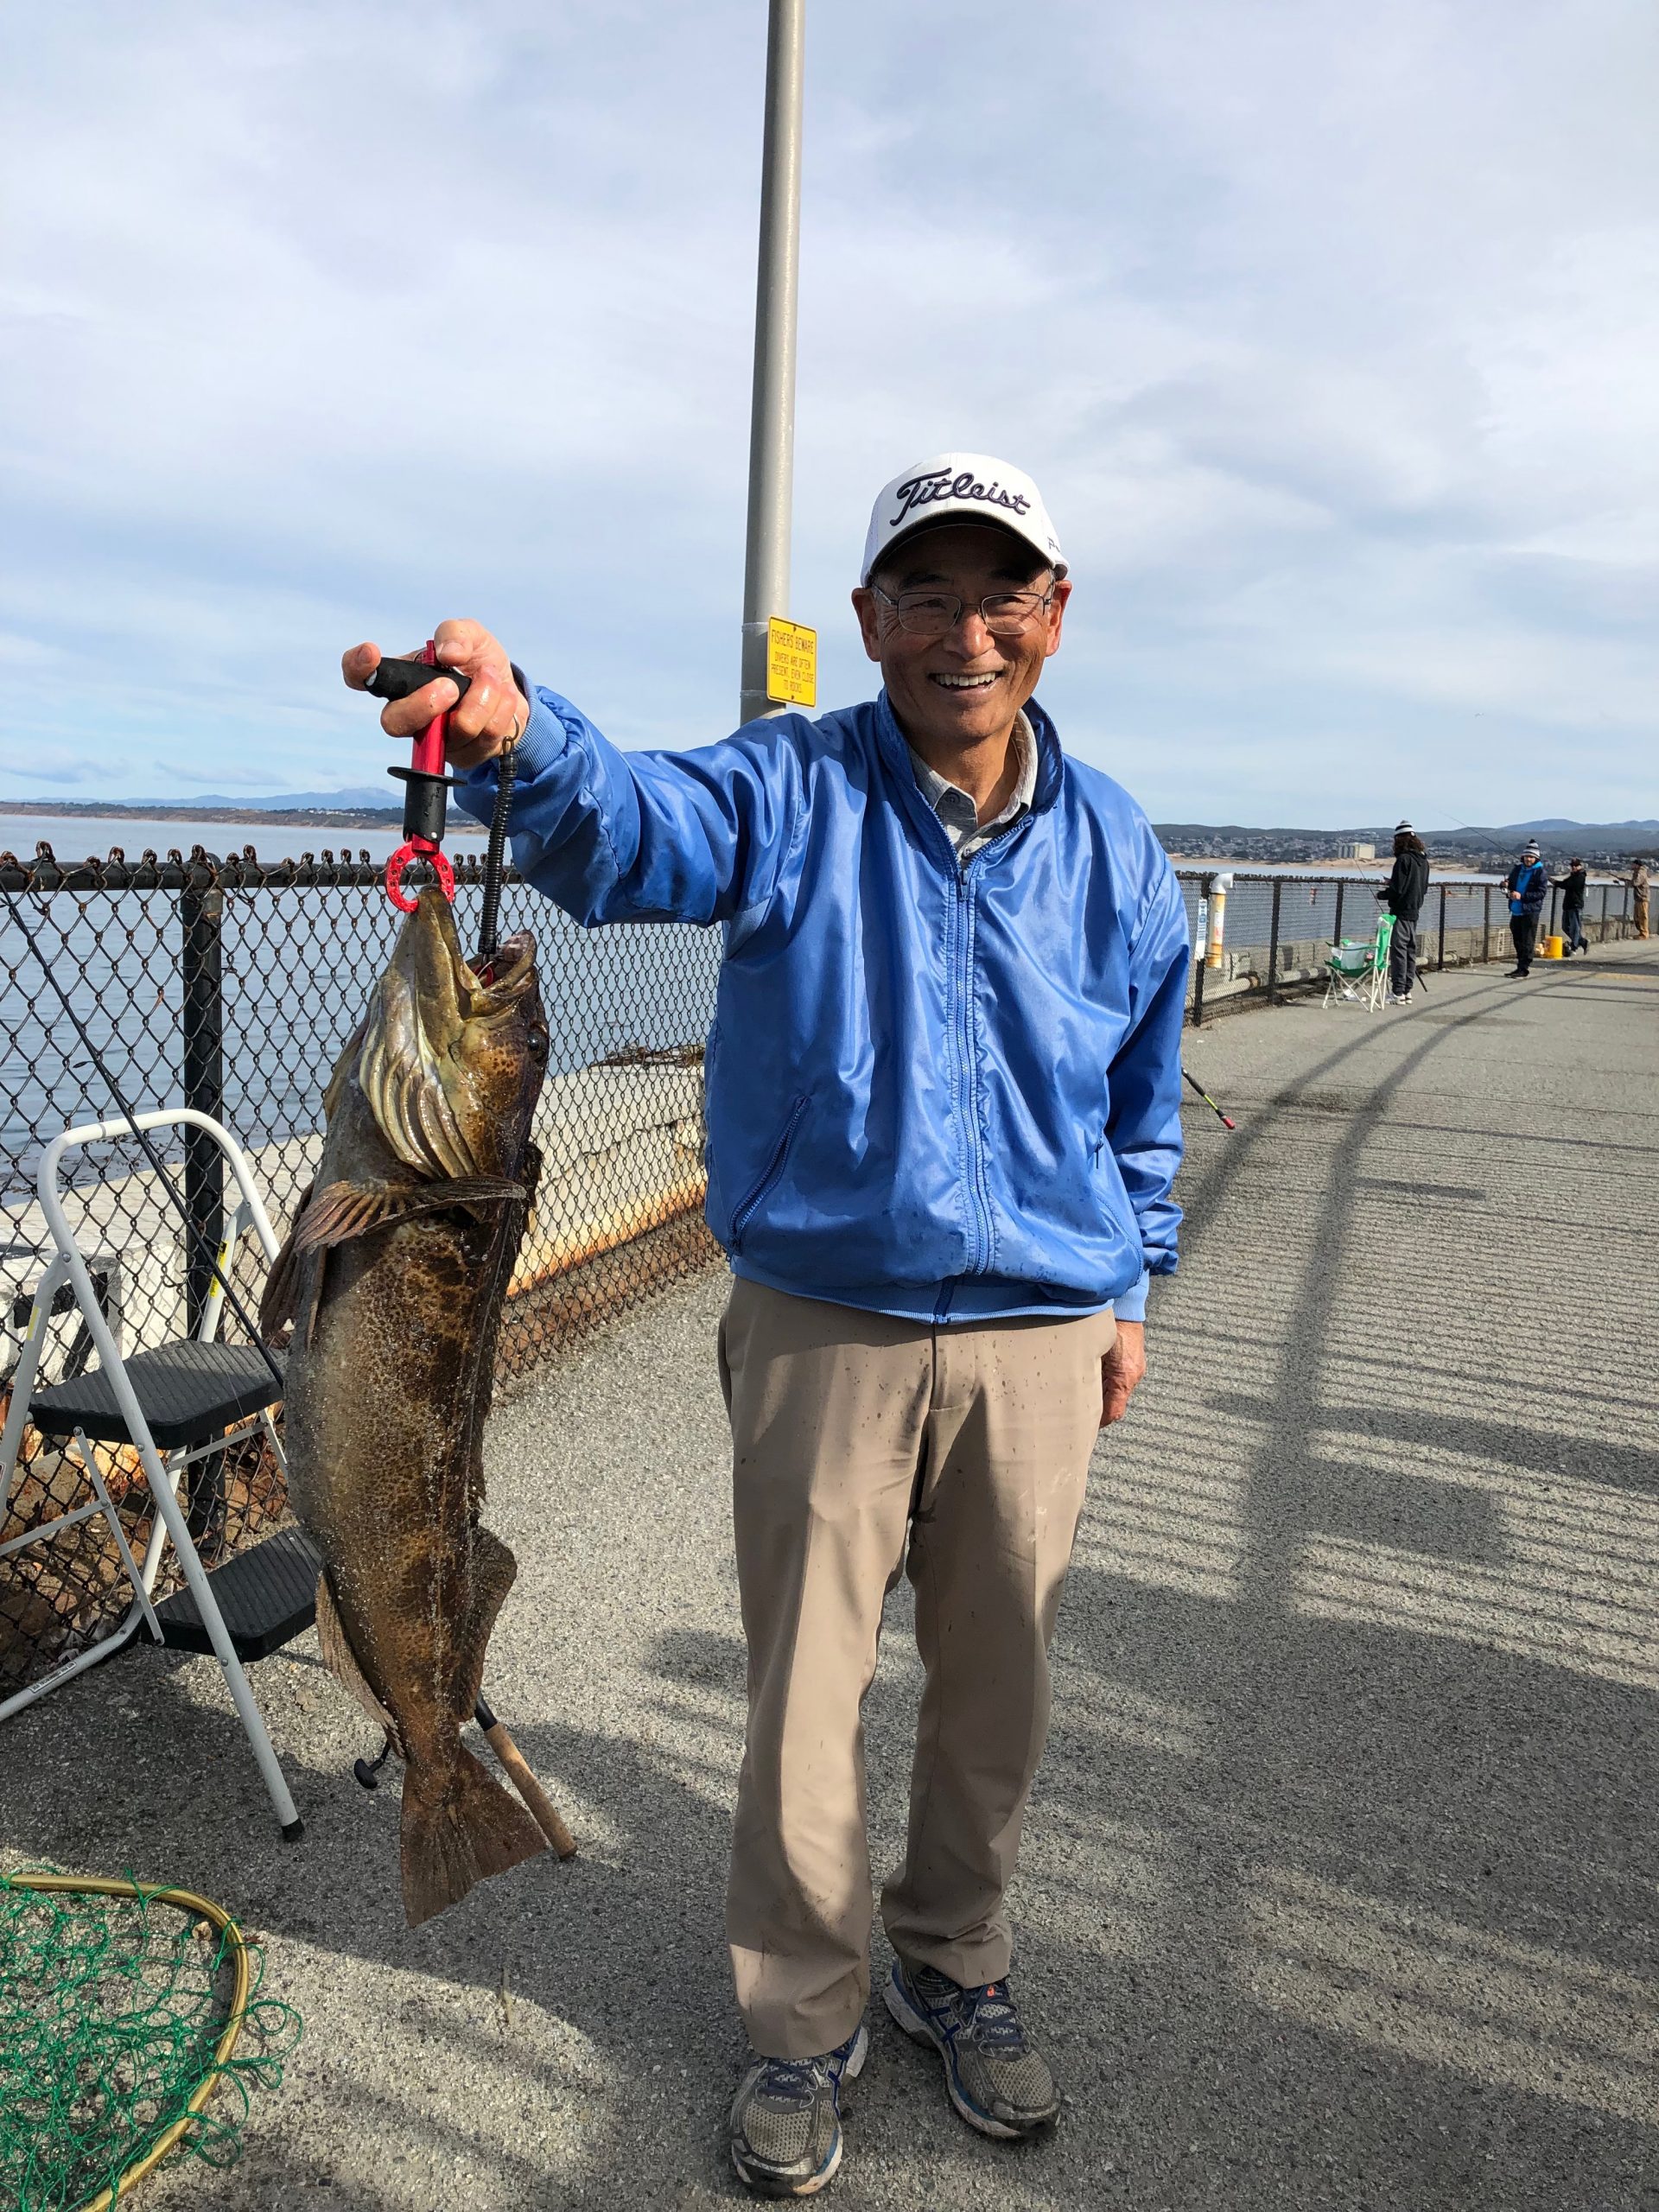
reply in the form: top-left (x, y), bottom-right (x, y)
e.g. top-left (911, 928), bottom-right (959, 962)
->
top-left (455, 685), bottom-right (1190, 1325)
top-left (1507, 859), bottom-right (1548, 916)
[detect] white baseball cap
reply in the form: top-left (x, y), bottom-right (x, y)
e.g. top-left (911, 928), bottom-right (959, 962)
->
top-left (860, 452), bottom-right (1065, 585)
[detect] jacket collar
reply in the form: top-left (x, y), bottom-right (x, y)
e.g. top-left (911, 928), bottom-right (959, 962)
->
top-left (873, 689), bottom-right (1065, 821)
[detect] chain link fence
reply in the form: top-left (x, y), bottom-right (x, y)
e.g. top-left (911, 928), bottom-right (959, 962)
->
top-left (0, 841), bottom-right (1643, 1696)
top-left (1, 841), bottom-right (721, 1696)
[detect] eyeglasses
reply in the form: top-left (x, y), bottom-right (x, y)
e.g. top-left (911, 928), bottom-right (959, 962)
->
top-left (870, 582), bottom-right (1055, 639)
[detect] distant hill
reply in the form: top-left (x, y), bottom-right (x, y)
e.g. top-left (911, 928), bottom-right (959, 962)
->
top-left (134, 787), bottom-right (397, 810)
top-left (1497, 817), bottom-right (1659, 836)
top-left (1155, 818), bottom-right (1658, 852)
top-left (1410, 821), bottom-right (1657, 854)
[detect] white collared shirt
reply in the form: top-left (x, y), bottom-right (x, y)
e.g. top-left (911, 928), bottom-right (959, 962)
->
top-left (906, 710), bottom-right (1038, 866)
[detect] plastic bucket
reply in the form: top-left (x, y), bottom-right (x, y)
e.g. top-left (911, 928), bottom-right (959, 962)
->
top-left (1543, 935), bottom-right (1564, 959)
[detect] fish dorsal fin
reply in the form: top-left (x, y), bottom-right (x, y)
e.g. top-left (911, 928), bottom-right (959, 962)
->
top-left (354, 959), bottom-right (480, 1180)
top-left (292, 1178), bottom-right (529, 1255)
top-left (315, 1569), bottom-right (405, 1757)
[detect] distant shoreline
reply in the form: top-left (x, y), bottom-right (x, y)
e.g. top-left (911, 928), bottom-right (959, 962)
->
top-left (0, 801), bottom-right (486, 834)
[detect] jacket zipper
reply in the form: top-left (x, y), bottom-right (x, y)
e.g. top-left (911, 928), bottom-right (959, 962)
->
top-left (944, 814), bottom-right (1033, 1278)
top-left (952, 869), bottom-right (993, 1273)
top-left (729, 1094), bottom-right (808, 1251)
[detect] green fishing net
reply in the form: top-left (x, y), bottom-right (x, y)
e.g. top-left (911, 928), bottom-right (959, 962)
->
top-left (0, 1868), bottom-right (302, 2212)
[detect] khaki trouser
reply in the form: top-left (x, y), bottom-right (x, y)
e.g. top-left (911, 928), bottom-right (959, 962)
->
top-left (719, 1277), bottom-right (1115, 2058)
top-left (1635, 893), bottom-right (1649, 939)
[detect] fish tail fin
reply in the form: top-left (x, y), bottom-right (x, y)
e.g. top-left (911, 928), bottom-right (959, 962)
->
top-left (400, 1744), bottom-right (547, 1928)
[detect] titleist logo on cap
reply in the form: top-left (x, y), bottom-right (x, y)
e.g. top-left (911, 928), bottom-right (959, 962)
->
top-left (888, 468), bottom-right (1033, 529)
top-left (861, 451), bottom-right (1066, 584)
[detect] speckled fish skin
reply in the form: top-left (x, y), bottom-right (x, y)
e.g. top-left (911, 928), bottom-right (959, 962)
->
top-left (265, 887), bottom-right (551, 1926)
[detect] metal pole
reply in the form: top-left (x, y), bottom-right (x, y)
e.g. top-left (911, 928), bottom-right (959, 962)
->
top-left (1483, 884), bottom-right (1491, 963)
top-left (1266, 880), bottom-right (1282, 1004)
top-left (1437, 881), bottom-right (1447, 970)
top-left (1332, 880), bottom-right (1345, 951)
top-left (739, 0), bottom-right (806, 727)
top-left (1191, 874), bottom-right (1211, 1027)
top-left (179, 871), bottom-right (225, 1335)
top-left (1600, 883), bottom-right (1610, 943)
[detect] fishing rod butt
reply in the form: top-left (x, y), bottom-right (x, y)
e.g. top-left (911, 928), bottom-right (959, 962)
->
top-left (475, 1694), bottom-right (577, 1859)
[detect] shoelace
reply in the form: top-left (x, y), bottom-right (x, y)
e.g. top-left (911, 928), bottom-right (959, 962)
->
top-left (756, 2056), bottom-right (830, 2107)
top-left (959, 1981), bottom-right (1029, 2055)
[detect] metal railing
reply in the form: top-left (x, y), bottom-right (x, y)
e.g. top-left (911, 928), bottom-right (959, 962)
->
top-left (1173, 868), bottom-right (1640, 1022)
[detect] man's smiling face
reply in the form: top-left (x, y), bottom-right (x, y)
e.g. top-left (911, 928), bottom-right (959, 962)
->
top-left (851, 523), bottom-right (1070, 759)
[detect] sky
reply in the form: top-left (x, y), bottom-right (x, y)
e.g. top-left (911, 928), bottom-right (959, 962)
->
top-left (3, 0), bottom-right (1656, 827)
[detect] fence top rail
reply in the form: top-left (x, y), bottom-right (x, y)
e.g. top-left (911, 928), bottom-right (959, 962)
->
top-left (0, 842), bottom-right (519, 895)
top-left (0, 842), bottom-right (1631, 902)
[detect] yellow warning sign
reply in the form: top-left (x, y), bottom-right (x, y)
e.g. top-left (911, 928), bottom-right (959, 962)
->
top-left (766, 617), bottom-right (817, 709)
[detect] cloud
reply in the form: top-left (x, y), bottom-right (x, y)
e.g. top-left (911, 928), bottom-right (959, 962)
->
top-left (1, 0), bottom-right (1655, 823)
top-left (150, 756), bottom-right (300, 789)
top-left (0, 745), bottom-right (101, 785)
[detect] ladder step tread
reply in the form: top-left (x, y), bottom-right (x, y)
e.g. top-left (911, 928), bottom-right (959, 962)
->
top-left (153, 1523), bottom-right (321, 1660)
top-left (29, 1339), bottom-right (284, 1450)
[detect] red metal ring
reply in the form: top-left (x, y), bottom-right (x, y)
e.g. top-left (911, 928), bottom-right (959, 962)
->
top-left (385, 842), bottom-right (454, 912)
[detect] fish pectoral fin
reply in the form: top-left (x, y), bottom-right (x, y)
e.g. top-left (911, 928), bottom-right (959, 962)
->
top-left (451, 1525), bottom-right (518, 1725)
top-left (293, 1178), bottom-right (529, 1253)
top-left (315, 1570), bottom-right (404, 1756)
top-left (258, 1179), bottom-right (315, 1340)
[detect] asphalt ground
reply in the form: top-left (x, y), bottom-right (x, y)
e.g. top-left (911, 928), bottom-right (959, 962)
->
top-left (4, 938), bottom-right (1658, 2210)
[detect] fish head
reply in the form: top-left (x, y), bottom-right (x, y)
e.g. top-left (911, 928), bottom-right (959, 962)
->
top-left (353, 887), bottom-right (548, 1181)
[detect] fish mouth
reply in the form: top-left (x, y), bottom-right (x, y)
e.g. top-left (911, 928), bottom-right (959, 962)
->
top-left (461, 929), bottom-right (536, 1015)
top-left (355, 890), bottom-right (541, 1181)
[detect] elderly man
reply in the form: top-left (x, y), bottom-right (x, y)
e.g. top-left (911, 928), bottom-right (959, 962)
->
top-left (346, 452), bottom-right (1190, 2197)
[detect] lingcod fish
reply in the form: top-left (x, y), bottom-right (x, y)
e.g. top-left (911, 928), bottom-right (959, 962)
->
top-left (262, 886), bottom-right (550, 1925)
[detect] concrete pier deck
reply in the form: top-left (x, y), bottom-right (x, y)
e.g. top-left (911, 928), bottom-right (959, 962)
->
top-left (4, 939), bottom-right (1657, 2210)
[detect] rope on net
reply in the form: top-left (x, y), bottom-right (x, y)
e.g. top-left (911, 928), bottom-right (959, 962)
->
top-left (0, 1867), bottom-right (303, 2212)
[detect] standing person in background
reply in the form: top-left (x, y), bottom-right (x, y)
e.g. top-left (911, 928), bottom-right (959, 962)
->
top-left (1630, 857), bottom-right (1650, 940)
top-left (1505, 841), bottom-right (1548, 977)
top-left (1551, 857), bottom-right (1588, 955)
top-left (1376, 819), bottom-right (1429, 1003)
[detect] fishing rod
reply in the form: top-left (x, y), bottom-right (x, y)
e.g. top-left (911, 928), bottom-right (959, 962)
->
top-left (1182, 1065), bottom-right (1236, 1130)
top-left (350, 1694), bottom-right (575, 1857)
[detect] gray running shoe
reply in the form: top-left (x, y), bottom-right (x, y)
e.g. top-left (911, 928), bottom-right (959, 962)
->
top-left (886, 1960), bottom-right (1059, 2139)
top-left (730, 2022), bottom-right (868, 2196)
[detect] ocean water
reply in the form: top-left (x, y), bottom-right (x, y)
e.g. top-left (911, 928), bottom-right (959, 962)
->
top-left (0, 825), bottom-right (721, 1214)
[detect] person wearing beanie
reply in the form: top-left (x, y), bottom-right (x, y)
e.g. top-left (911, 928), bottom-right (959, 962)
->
top-left (1376, 820), bottom-right (1429, 1002)
top-left (1505, 840), bottom-right (1548, 976)
top-left (1630, 855), bottom-right (1650, 939)
top-left (1550, 855), bottom-right (1589, 954)
top-left (345, 452), bottom-right (1190, 2195)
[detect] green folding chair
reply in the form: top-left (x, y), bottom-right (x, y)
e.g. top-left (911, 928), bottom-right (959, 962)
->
top-left (1323, 911), bottom-right (1393, 1010)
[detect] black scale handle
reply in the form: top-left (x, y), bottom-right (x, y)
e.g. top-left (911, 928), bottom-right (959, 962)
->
top-left (364, 656), bottom-right (474, 705)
